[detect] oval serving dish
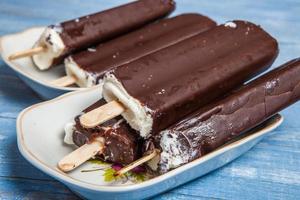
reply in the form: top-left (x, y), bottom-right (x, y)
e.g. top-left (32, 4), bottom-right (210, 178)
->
top-left (16, 86), bottom-right (283, 200)
top-left (0, 27), bottom-right (82, 99)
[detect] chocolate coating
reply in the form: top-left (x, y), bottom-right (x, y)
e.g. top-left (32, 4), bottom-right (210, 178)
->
top-left (153, 58), bottom-right (300, 172)
top-left (71, 13), bottom-right (216, 82)
top-left (53, 0), bottom-right (175, 65)
top-left (111, 20), bottom-right (278, 135)
top-left (72, 100), bottom-right (142, 164)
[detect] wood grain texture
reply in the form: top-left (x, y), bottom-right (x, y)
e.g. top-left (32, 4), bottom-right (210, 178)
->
top-left (0, 0), bottom-right (299, 199)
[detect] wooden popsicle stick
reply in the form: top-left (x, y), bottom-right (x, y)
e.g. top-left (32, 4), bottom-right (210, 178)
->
top-left (8, 46), bottom-right (46, 61)
top-left (58, 138), bottom-right (104, 172)
top-left (116, 149), bottom-right (160, 176)
top-left (80, 100), bottom-right (125, 128)
top-left (50, 76), bottom-right (77, 87)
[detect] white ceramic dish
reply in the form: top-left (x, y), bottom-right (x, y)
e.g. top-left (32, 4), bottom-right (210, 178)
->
top-left (0, 27), bottom-right (81, 99)
top-left (16, 86), bottom-right (283, 200)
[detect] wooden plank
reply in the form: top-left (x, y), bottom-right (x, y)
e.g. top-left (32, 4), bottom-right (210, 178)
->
top-left (153, 192), bottom-right (222, 200)
top-left (0, 118), bottom-right (52, 180)
top-left (0, 0), bottom-right (299, 199)
top-left (0, 72), bottom-right (40, 119)
top-left (0, 177), bottom-right (79, 200)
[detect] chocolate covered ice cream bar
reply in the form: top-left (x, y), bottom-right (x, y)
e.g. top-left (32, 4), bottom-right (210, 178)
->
top-left (64, 14), bottom-right (216, 87)
top-left (101, 20), bottom-right (278, 138)
top-left (147, 58), bottom-right (300, 173)
top-left (64, 100), bottom-right (142, 165)
top-left (10, 0), bottom-right (175, 70)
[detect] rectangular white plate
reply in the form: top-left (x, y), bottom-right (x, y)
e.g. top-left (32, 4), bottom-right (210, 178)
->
top-left (16, 86), bottom-right (283, 200)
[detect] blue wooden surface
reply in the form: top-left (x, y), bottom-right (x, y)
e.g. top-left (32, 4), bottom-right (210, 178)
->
top-left (0, 0), bottom-right (300, 199)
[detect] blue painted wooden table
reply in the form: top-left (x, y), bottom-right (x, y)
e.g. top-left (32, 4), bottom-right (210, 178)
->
top-left (0, 0), bottom-right (299, 199)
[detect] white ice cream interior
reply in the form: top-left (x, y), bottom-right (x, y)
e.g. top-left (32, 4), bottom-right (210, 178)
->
top-left (103, 73), bottom-right (153, 138)
top-left (32, 25), bottom-right (65, 70)
top-left (65, 56), bottom-right (98, 87)
top-left (64, 122), bottom-right (76, 145)
top-left (224, 21), bottom-right (237, 28)
top-left (156, 130), bottom-right (190, 172)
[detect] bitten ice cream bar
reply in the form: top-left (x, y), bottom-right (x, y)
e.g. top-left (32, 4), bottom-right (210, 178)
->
top-left (65, 100), bottom-right (142, 165)
top-left (146, 58), bottom-right (300, 173)
top-left (60, 100), bottom-right (142, 171)
top-left (95, 20), bottom-right (278, 138)
top-left (9, 0), bottom-right (175, 70)
top-left (64, 14), bottom-right (216, 87)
